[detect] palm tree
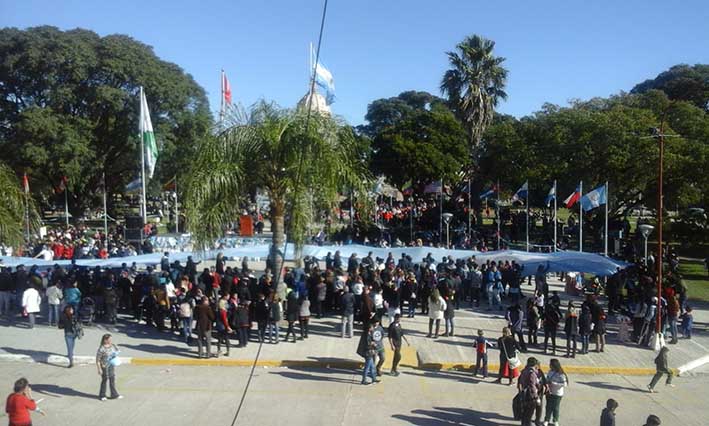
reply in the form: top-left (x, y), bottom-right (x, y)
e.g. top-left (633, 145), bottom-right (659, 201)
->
top-left (441, 35), bottom-right (508, 152)
top-left (0, 163), bottom-right (38, 248)
top-left (185, 100), bottom-right (370, 280)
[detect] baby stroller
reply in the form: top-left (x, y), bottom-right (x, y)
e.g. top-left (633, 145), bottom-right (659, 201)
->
top-left (79, 297), bottom-right (96, 326)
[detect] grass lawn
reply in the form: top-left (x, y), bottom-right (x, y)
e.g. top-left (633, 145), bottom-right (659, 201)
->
top-left (680, 259), bottom-right (709, 302)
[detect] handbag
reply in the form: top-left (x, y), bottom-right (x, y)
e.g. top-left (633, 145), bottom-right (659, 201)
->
top-left (502, 338), bottom-right (522, 369)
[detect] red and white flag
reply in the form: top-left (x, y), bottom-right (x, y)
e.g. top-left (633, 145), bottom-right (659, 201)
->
top-left (222, 70), bottom-right (232, 105)
top-left (56, 176), bottom-right (68, 193)
top-left (563, 183), bottom-right (581, 208)
top-left (22, 173), bottom-right (29, 194)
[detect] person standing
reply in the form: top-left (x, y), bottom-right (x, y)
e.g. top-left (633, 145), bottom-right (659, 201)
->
top-left (59, 305), bottom-right (81, 368)
top-left (495, 327), bottom-right (520, 385)
top-left (473, 329), bottom-right (494, 378)
top-left (667, 294), bottom-right (680, 344)
top-left (506, 302), bottom-right (527, 352)
top-left (21, 284), bottom-right (41, 329)
top-left (518, 357), bottom-right (541, 426)
top-left (579, 303), bottom-right (592, 354)
top-left (543, 359), bottom-right (568, 426)
top-left (341, 286), bottom-right (355, 338)
top-left (600, 398), bottom-right (618, 426)
top-left (177, 292), bottom-right (194, 344)
top-left (526, 299), bottom-right (540, 347)
top-left (253, 293), bottom-right (269, 343)
top-left (358, 322), bottom-right (378, 385)
top-left (285, 291), bottom-right (299, 343)
top-left (427, 289), bottom-right (446, 338)
top-left (564, 302), bottom-right (579, 358)
top-left (95, 334), bottom-right (122, 401)
top-left (46, 283), bottom-right (63, 327)
top-left (298, 296), bottom-right (311, 339)
top-left (215, 293), bottom-right (232, 357)
top-left (194, 297), bottom-right (215, 358)
top-left (388, 313), bottom-right (409, 376)
top-left (543, 304), bottom-right (560, 355)
top-left (5, 378), bottom-right (43, 426)
top-left (268, 293), bottom-right (282, 344)
top-left (372, 318), bottom-right (386, 376)
top-left (647, 346), bottom-right (674, 393)
top-left (443, 295), bottom-right (455, 337)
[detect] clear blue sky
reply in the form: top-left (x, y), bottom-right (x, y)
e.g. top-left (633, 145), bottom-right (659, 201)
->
top-left (2, 0), bottom-right (708, 125)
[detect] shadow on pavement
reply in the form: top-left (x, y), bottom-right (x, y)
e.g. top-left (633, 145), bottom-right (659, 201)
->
top-left (0, 347), bottom-right (66, 367)
top-left (402, 368), bottom-right (479, 385)
top-left (269, 369), bottom-right (356, 384)
top-left (32, 383), bottom-right (97, 399)
top-left (392, 406), bottom-right (516, 426)
top-left (577, 380), bottom-right (644, 392)
top-left (119, 343), bottom-right (196, 357)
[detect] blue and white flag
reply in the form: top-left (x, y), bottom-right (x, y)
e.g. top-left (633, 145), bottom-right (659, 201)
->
top-left (581, 184), bottom-right (607, 212)
top-left (545, 184), bottom-right (556, 207)
top-left (511, 182), bottom-right (528, 203)
top-left (315, 60), bottom-right (335, 105)
top-left (125, 178), bottom-right (141, 194)
top-left (479, 185), bottom-right (497, 200)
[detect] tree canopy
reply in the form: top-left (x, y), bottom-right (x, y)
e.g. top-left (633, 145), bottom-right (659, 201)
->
top-left (632, 64), bottom-right (709, 112)
top-left (0, 26), bottom-right (212, 214)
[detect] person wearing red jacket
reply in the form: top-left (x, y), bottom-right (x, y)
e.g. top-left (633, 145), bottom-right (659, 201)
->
top-left (5, 378), bottom-right (42, 426)
top-left (216, 293), bottom-right (232, 357)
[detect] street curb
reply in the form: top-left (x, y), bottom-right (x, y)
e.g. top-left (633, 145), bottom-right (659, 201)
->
top-left (0, 353), bottom-right (667, 375)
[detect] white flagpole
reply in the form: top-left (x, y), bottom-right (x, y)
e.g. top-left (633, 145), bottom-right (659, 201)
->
top-left (103, 172), bottom-right (108, 237)
top-left (604, 181), bottom-right (609, 257)
top-left (220, 70), bottom-right (225, 125)
top-left (64, 185), bottom-right (69, 227)
top-left (579, 180), bottom-right (583, 252)
top-left (140, 86), bottom-right (148, 224)
top-left (526, 180), bottom-right (530, 252)
top-left (467, 179), bottom-right (472, 238)
top-left (439, 179), bottom-right (443, 244)
top-left (553, 180), bottom-right (557, 252)
top-left (497, 180), bottom-right (501, 250)
top-left (175, 175), bottom-right (179, 234)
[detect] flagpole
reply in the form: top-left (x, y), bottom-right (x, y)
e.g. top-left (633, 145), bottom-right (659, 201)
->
top-left (220, 70), bottom-right (225, 125)
top-left (439, 178), bottom-right (443, 245)
top-left (23, 173), bottom-right (30, 242)
top-left (579, 180), bottom-right (583, 252)
top-left (497, 180), bottom-right (501, 250)
top-left (604, 181), bottom-right (609, 257)
top-left (553, 180), bottom-right (557, 252)
top-left (467, 178), bottom-right (472, 240)
top-left (140, 86), bottom-right (148, 225)
top-left (103, 172), bottom-right (108, 237)
top-left (64, 185), bottom-right (69, 228)
top-left (174, 175), bottom-right (179, 234)
top-left (526, 180), bottom-right (530, 252)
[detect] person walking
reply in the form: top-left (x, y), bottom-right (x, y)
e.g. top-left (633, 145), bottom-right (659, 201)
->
top-left (194, 297), bottom-right (215, 358)
top-left (59, 305), bottom-right (81, 368)
top-left (5, 378), bottom-right (43, 426)
top-left (564, 302), bottom-right (579, 358)
top-left (95, 334), bottom-right (122, 401)
top-left (600, 398), bottom-right (619, 426)
top-left (46, 283), bottom-right (63, 327)
top-left (341, 286), bottom-right (355, 338)
top-left (647, 346), bottom-right (674, 393)
top-left (388, 313), bottom-right (409, 376)
top-left (543, 359), bottom-right (568, 426)
top-left (357, 322), bottom-right (378, 385)
top-left (427, 289), bottom-right (446, 338)
top-left (21, 284), bottom-right (41, 329)
top-left (473, 329), bottom-right (494, 378)
top-left (495, 327), bottom-right (520, 385)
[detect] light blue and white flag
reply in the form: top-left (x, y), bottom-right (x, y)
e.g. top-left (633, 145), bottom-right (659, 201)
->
top-left (315, 60), bottom-right (335, 104)
top-left (581, 184), bottom-right (607, 212)
top-left (511, 181), bottom-right (528, 203)
top-left (125, 178), bottom-right (141, 194)
top-left (545, 184), bottom-right (556, 207)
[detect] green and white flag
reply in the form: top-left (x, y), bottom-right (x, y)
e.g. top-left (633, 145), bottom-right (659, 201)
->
top-left (140, 88), bottom-right (158, 179)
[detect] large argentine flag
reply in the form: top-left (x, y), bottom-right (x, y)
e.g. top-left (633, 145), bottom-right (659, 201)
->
top-left (581, 184), bottom-right (607, 212)
top-left (140, 88), bottom-right (158, 179)
top-left (315, 60), bottom-right (335, 105)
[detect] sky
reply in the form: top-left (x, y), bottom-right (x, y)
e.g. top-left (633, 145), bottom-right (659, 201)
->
top-left (2, 0), bottom-right (708, 125)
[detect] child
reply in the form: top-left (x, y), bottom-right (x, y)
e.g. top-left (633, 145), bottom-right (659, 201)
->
top-left (647, 346), bottom-right (674, 393)
top-left (680, 307), bottom-right (694, 339)
top-left (473, 329), bottom-right (494, 378)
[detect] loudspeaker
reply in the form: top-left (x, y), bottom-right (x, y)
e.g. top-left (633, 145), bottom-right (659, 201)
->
top-left (125, 229), bottom-right (143, 241)
top-left (125, 215), bottom-right (144, 229)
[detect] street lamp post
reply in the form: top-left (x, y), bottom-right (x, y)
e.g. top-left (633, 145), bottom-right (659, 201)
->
top-left (442, 213), bottom-right (453, 248)
top-left (638, 224), bottom-right (654, 263)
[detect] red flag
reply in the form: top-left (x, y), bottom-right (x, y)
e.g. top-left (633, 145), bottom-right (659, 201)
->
top-left (56, 176), bottom-right (68, 193)
top-left (22, 173), bottom-right (29, 194)
top-left (222, 70), bottom-right (232, 105)
top-left (564, 184), bottom-right (581, 208)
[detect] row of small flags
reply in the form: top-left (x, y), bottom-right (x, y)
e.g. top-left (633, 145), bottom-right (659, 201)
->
top-left (410, 180), bottom-right (607, 212)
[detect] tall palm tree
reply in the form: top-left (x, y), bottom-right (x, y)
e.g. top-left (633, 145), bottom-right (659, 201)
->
top-left (0, 163), bottom-right (38, 248)
top-left (441, 35), bottom-right (508, 152)
top-left (185, 100), bottom-right (370, 280)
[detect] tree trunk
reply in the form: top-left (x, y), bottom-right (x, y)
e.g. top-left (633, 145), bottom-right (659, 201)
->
top-left (269, 201), bottom-right (286, 285)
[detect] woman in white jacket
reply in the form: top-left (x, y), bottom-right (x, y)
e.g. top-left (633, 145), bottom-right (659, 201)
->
top-left (427, 289), bottom-right (446, 338)
top-left (22, 284), bottom-right (42, 329)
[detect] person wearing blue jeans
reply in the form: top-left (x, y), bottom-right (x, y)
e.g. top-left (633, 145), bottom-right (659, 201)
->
top-left (181, 317), bottom-right (192, 343)
top-left (60, 306), bottom-right (79, 368)
top-left (359, 323), bottom-right (379, 385)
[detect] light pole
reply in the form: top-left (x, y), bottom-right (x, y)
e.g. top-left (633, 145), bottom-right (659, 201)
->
top-left (442, 213), bottom-right (453, 248)
top-left (638, 224), bottom-right (654, 263)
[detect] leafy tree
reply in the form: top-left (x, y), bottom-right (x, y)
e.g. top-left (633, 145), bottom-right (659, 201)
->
top-left (441, 35), bottom-right (508, 152)
top-left (363, 92), bottom-right (468, 187)
top-left (0, 26), bottom-right (212, 215)
top-left (0, 163), bottom-right (39, 247)
top-left (632, 64), bottom-right (709, 112)
top-left (185, 101), bottom-right (370, 276)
